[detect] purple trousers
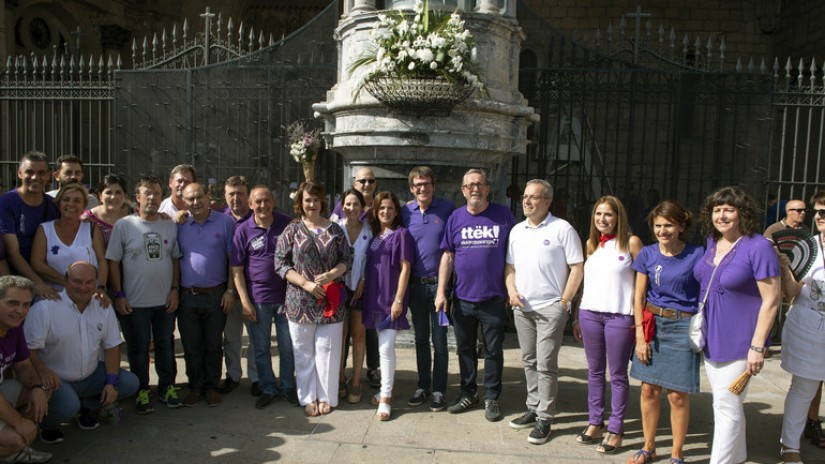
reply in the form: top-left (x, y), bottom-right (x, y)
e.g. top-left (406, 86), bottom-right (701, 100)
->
top-left (578, 309), bottom-right (635, 434)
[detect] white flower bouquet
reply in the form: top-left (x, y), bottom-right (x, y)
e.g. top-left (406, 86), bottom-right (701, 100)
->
top-left (286, 120), bottom-right (322, 165)
top-left (349, 0), bottom-right (484, 99)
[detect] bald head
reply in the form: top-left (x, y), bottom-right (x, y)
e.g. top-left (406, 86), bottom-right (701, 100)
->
top-left (65, 261), bottom-right (98, 309)
top-left (352, 166), bottom-right (377, 201)
top-left (785, 199), bottom-right (807, 227)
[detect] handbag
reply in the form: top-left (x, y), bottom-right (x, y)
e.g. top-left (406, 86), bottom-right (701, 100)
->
top-left (689, 236), bottom-right (742, 352)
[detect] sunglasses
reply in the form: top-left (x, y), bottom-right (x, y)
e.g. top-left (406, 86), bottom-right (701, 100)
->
top-left (787, 208), bottom-right (807, 213)
top-left (355, 178), bottom-right (376, 185)
top-left (815, 209), bottom-right (825, 218)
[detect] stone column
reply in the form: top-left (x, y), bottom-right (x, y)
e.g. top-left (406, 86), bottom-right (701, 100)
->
top-left (476, 0), bottom-right (499, 14)
top-left (349, 0), bottom-right (376, 15)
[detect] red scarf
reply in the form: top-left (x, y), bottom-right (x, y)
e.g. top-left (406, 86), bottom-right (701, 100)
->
top-left (599, 233), bottom-right (616, 248)
top-left (319, 281), bottom-right (345, 319)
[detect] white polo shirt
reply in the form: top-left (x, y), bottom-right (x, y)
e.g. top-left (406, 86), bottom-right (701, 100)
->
top-left (506, 213), bottom-right (583, 311)
top-left (24, 290), bottom-right (122, 382)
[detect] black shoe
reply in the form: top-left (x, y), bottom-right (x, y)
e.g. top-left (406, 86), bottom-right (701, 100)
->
top-left (218, 376), bottom-right (240, 394)
top-left (250, 382), bottom-right (262, 397)
top-left (484, 399), bottom-right (502, 422)
top-left (430, 392), bottom-right (446, 412)
top-left (367, 369), bottom-right (380, 388)
top-left (806, 418), bottom-right (825, 448)
top-left (255, 393), bottom-right (276, 409)
top-left (407, 388), bottom-right (431, 407)
top-left (508, 411), bottom-right (537, 430)
top-left (39, 428), bottom-right (64, 445)
top-left (447, 393), bottom-right (479, 414)
top-left (285, 389), bottom-right (299, 406)
top-left (528, 419), bottom-right (552, 445)
top-left (76, 408), bottom-right (100, 431)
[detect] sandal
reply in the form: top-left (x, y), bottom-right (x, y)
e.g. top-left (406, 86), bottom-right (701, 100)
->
top-left (669, 459), bottom-right (685, 464)
top-left (376, 401), bottom-right (391, 421)
top-left (596, 431), bottom-right (623, 454)
top-left (304, 401), bottom-right (319, 417)
top-left (805, 418), bottom-right (825, 448)
top-left (626, 449), bottom-right (656, 464)
top-left (576, 423), bottom-right (604, 444)
top-left (347, 384), bottom-right (362, 404)
top-left (318, 401), bottom-right (333, 415)
top-left (780, 447), bottom-right (803, 464)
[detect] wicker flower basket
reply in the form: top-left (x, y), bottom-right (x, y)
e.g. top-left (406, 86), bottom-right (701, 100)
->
top-left (363, 73), bottom-right (475, 116)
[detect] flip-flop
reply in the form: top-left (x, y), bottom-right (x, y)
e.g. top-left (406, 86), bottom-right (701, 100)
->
top-left (626, 449), bottom-right (657, 464)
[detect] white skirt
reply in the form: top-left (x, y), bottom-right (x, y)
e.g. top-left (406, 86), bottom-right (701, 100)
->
top-left (781, 304), bottom-right (825, 380)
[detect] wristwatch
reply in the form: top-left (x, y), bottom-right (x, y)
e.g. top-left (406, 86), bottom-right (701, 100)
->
top-left (749, 345), bottom-right (765, 353)
top-left (31, 384), bottom-right (48, 392)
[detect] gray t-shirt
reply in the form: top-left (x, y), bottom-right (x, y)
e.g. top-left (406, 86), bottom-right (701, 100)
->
top-left (105, 215), bottom-right (181, 308)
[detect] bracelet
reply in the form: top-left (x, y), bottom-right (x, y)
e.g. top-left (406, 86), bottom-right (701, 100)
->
top-left (114, 291), bottom-right (126, 299)
top-left (96, 284), bottom-right (106, 291)
top-left (105, 373), bottom-right (120, 386)
top-left (31, 384), bottom-right (48, 392)
top-left (749, 345), bottom-right (765, 353)
top-left (393, 299), bottom-right (402, 304)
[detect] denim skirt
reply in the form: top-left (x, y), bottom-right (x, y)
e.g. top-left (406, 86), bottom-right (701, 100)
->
top-left (630, 315), bottom-right (700, 393)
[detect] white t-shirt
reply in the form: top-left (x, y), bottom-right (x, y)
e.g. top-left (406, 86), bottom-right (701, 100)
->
top-left (506, 213), bottom-right (583, 311)
top-left (158, 197), bottom-right (178, 217)
top-left (580, 237), bottom-right (635, 316)
top-left (41, 221), bottom-right (98, 289)
top-left (25, 290), bottom-right (123, 382)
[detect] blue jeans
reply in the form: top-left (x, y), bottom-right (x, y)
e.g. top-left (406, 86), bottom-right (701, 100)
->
top-left (452, 297), bottom-right (507, 400)
top-left (42, 363), bottom-right (139, 430)
top-left (118, 305), bottom-right (177, 392)
top-left (178, 288), bottom-right (227, 391)
top-left (409, 281), bottom-right (448, 394)
top-left (244, 303), bottom-right (296, 396)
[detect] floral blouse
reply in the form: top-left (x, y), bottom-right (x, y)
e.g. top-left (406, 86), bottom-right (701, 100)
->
top-left (274, 221), bottom-right (352, 324)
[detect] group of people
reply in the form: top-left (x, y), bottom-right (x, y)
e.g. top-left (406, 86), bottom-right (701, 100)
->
top-left (0, 150), bottom-right (821, 464)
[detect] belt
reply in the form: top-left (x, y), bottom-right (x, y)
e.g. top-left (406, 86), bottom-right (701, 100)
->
top-left (645, 303), bottom-right (693, 320)
top-left (415, 276), bottom-right (437, 285)
top-left (181, 284), bottom-right (224, 295)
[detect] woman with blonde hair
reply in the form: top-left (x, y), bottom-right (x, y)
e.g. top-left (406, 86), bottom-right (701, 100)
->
top-left (574, 195), bottom-right (643, 454)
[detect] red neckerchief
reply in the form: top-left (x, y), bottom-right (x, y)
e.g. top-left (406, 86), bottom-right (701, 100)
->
top-left (599, 233), bottom-right (616, 248)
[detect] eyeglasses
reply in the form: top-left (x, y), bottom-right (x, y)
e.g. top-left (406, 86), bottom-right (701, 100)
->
top-left (787, 208), bottom-right (806, 213)
top-left (412, 182), bottom-right (432, 190)
top-left (462, 182), bottom-right (488, 190)
top-left (815, 209), bottom-right (825, 218)
top-left (521, 194), bottom-right (548, 202)
top-left (355, 178), bottom-right (376, 185)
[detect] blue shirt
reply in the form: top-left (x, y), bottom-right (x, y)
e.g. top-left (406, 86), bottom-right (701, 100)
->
top-left (401, 197), bottom-right (454, 278)
top-left (178, 210), bottom-right (236, 287)
top-left (632, 243), bottom-right (703, 313)
top-left (0, 190), bottom-right (58, 265)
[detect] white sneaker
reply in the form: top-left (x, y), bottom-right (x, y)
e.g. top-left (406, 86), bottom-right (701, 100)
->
top-left (0, 446), bottom-right (53, 463)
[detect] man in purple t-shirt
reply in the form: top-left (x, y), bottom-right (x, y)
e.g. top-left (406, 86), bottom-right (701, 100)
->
top-left (400, 166), bottom-right (454, 412)
top-left (0, 152), bottom-right (59, 301)
top-left (435, 169), bottom-right (514, 422)
top-left (231, 186), bottom-right (296, 409)
top-left (0, 275), bottom-right (52, 463)
top-left (177, 183), bottom-right (236, 407)
top-left (218, 176), bottom-right (258, 396)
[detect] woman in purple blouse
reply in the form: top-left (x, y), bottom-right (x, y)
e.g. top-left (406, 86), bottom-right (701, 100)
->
top-left (693, 186), bottom-right (780, 464)
top-left (362, 191), bottom-right (413, 421)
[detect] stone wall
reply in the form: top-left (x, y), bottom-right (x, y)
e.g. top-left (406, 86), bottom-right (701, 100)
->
top-left (773, 0), bottom-right (825, 60)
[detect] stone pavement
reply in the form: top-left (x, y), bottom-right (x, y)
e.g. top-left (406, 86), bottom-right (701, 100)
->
top-left (40, 333), bottom-right (808, 464)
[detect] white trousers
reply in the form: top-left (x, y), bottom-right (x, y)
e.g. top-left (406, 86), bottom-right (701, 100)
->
top-left (288, 321), bottom-right (343, 407)
top-left (223, 300), bottom-right (258, 382)
top-left (378, 329), bottom-right (398, 398)
top-left (705, 359), bottom-right (749, 464)
top-left (781, 374), bottom-right (821, 449)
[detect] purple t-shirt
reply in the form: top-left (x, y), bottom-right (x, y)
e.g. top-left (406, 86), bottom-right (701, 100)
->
top-left (693, 234), bottom-right (780, 362)
top-left (362, 227), bottom-right (414, 330)
top-left (230, 212), bottom-right (292, 304)
top-left (0, 326), bottom-right (30, 383)
top-left (178, 210), bottom-right (236, 288)
top-left (441, 203), bottom-right (515, 302)
top-left (401, 197), bottom-right (454, 278)
top-left (632, 243), bottom-right (703, 313)
top-left (224, 207), bottom-right (253, 225)
top-left (0, 190), bottom-right (59, 264)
